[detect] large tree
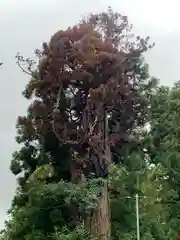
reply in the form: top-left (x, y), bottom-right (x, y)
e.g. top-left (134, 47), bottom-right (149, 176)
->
top-left (6, 7), bottom-right (156, 239)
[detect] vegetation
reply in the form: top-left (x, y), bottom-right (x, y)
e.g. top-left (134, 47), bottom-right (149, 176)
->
top-left (1, 6), bottom-right (180, 240)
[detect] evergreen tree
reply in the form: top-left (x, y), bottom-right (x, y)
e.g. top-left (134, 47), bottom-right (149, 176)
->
top-left (1, 7), bottom-right (160, 240)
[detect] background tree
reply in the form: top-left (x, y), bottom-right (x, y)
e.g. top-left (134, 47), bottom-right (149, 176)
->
top-left (143, 81), bottom-right (180, 239)
top-left (109, 163), bottom-right (173, 240)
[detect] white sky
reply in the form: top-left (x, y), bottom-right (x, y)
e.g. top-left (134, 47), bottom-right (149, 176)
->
top-left (1, 0), bottom-right (180, 30)
top-left (116, 0), bottom-right (180, 31)
top-left (0, 0), bottom-right (180, 230)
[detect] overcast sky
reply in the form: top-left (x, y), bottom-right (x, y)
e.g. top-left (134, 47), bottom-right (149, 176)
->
top-left (0, 0), bottom-right (180, 229)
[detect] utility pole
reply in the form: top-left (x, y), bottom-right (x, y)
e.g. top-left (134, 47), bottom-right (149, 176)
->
top-left (135, 193), bottom-right (140, 240)
top-left (136, 172), bottom-right (140, 240)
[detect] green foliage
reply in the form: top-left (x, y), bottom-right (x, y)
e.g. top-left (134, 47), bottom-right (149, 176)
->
top-left (145, 81), bottom-right (180, 237)
top-left (1, 177), bottom-right (104, 239)
top-left (109, 164), bottom-right (174, 240)
top-left (52, 226), bottom-right (93, 240)
top-left (2, 160), bottom-right (178, 240)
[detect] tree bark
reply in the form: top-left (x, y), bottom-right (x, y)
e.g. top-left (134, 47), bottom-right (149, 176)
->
top-left (89, 182), bottom-right (111, 240)
top-left (87, 109), bottom-right (111, 240)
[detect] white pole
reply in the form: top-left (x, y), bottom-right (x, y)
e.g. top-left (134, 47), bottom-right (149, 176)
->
top-left (136, 193), bottom-right (140, 240)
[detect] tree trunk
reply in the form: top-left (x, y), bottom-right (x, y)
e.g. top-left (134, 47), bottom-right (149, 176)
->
top-left (89, 182), bottom-right (111, 240)
top-left (86, 108), bottom-right (111, 240)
